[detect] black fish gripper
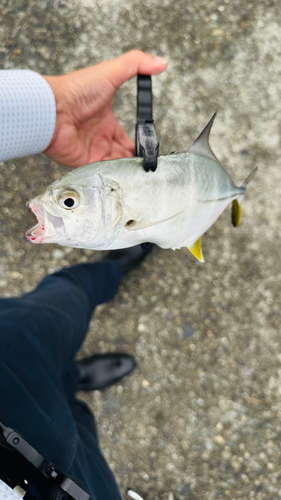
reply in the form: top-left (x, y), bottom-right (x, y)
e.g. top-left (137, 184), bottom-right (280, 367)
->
top-left (135, 75), bottom-right (159, 172)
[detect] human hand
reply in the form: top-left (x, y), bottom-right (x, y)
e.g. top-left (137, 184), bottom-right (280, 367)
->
top-left (43, 50), bottom-right (168, 168)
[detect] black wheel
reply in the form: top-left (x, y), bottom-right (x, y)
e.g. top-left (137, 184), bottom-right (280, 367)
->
top-left (48, 485), bottom-right (68, 500)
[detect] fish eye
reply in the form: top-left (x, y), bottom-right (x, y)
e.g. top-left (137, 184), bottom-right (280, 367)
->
top-left (64, 198), bottom-right (75, 208)
top-left (58, 191), bottom-right (80, 210)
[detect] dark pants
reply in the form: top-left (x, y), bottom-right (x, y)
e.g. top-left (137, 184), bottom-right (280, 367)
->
top-left (0, 260), bottom-right (123, 500)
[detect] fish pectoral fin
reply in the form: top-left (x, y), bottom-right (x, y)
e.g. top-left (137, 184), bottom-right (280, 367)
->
top-left (188, 112), bottom-right (219, 163)
top-left (231, 199), bottom-right (242, 227)
top-left (188, 236), bottom-right (204, 262)
top-left (125, 211), bottom-right (185, 231)
top-left (125, 214), bottom-right (151, 230)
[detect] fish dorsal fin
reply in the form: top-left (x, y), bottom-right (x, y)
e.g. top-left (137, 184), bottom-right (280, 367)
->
top-left (231, 199), bottom-right (242, 227)
top-left (188, 235), bottom-right (204, 262)
top-left (188, 112), bottom-right (219, 163)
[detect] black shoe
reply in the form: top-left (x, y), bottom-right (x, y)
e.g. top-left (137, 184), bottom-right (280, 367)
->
top-left (106, 243), bottom-right (153, 274)
top-left (75, 353), bottom-right (137, 391)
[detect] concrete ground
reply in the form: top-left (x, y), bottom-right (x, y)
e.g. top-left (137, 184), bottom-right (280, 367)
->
top-left (0, 0), bottom-right (281, 499)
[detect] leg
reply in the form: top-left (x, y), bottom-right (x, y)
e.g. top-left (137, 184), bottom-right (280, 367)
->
top-left (0, 260), bottom-right (122, 479)
top-left (0, 247), bottom-right (152, 499)
top-left (19, 260), bottom-right (123, 369)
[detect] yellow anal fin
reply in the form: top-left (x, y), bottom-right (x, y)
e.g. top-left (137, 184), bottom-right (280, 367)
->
top-left (188, 236), bottom-right (204, 262)
top-left (231, 199), bottom-right (242, 227)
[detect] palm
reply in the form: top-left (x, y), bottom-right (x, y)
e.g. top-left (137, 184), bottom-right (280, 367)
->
top-left (43, 51), bottom-right (167, 168)
top-left (45, 104), bottom-right (134, 168)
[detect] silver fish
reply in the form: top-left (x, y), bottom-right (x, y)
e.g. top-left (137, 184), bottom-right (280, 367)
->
top-left (26, 114), bottom-right (256, 261)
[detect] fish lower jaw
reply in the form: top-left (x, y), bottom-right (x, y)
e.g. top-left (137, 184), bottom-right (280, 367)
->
top-left (25, 223), bottom-right (45, 243)
top-left (26, 199), bottom-right (65, 244)
top-left (26, 200), bottom-right (47, 243)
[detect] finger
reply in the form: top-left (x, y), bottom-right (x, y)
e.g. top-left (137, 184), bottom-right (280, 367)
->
top-left (103, 141), bottom-right (130, 161)
top-left (113, 120), bottom-right (134, 150)
top-left (103, 144), bottom-right (134, 161)
top-left (98, 50), bottom-right (168, 91)
top-left (123, 147), bottom-right (135, 158)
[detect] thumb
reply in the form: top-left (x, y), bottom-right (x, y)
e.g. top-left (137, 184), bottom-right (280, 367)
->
top-left (98, 50), bottom-right (168, 90)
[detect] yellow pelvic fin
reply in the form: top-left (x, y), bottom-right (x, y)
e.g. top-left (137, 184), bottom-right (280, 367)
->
top-left (188, 235), bottom-right (204, 262)
top-left (231, 199), bottom-right (242, 227)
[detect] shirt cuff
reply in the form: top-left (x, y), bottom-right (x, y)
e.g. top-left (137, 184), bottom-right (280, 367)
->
top-left (0, 479), bottom-right (23, 500)
top-left (0, 70), bottom-right (56, 162)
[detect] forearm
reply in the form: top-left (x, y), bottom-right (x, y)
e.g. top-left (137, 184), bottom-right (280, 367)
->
top-left (0, 70), bottom-right (56, 162)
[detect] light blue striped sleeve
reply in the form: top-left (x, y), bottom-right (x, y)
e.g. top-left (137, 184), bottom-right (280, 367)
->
top-left (0, 479), bottom-right (21, 499)
top-left (0, 70), bottom-right (56, 162)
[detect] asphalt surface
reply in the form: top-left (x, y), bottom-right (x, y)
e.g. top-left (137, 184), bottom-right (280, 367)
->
top-left (0, 1), bottom-right (281, 499)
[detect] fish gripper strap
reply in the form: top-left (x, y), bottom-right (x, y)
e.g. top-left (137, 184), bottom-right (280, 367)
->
top-left (135, 75), bottom-right (159, 172)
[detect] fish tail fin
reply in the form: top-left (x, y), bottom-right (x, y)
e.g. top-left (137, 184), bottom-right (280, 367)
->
top-left (231, 167), bottom-right (257, 227)
top-left (241, 166), bottom-right (258, 189)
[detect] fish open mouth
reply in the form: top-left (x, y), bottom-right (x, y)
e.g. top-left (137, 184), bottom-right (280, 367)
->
top-left (25, 200), bottom-right (64, 244)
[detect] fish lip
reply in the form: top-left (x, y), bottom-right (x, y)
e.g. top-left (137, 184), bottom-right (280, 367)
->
top-left (25, 200), bottom-right (64, 244)
top-left (25, 201), bottom-right (46, 243)
top-left (25, 223), bottom-right (44, 243)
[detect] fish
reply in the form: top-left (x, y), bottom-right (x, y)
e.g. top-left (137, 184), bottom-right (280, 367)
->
top-left (25, 113), bottom-right (257, 262)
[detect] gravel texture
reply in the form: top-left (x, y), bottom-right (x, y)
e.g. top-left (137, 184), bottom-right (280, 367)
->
top-left (0, 1), bottom-right (281, 499)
